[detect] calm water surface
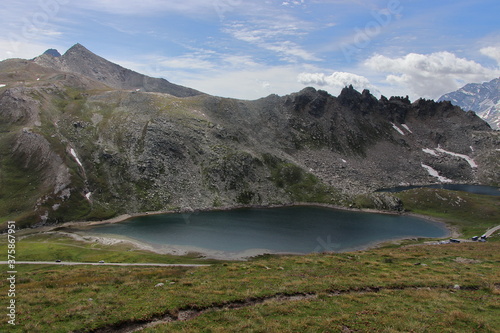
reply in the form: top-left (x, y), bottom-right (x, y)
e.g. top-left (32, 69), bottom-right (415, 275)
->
top-left (88, 207), bottom-right (448, 256)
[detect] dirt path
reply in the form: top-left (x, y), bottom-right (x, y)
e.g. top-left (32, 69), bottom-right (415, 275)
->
top-left (484, 225), bottom-right (500, 238)
top-left (89, 285), bottom-right (481, 333)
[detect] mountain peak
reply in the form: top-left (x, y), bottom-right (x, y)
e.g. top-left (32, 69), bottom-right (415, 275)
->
top-left (63, 43), bottom-right (99, 59)
top-left (33, 43), bottom-right (204, 97)
top-left (43, 49), bottom-right (61, 57)
top-left (66, 43), bottom-right (91, 54)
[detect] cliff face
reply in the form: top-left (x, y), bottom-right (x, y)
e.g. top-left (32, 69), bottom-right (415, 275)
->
top-left (1, 46), bottom-right (498, 227)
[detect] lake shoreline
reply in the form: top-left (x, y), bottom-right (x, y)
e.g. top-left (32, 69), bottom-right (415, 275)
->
top-left (42, 202), bottom-right (457, 260)
top-left (58, 201), bottom-right (453, 228)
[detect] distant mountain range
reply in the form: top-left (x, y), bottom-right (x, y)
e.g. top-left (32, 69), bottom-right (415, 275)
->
top-left (0, 44), bottom-right (498, 227)
top-left (438, 77), bottom-right (500, 129)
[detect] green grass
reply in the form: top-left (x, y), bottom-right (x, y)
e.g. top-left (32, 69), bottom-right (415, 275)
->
top-left (396, 188), bottom-right (500, 238)
top-left (263, 153), bottom-right (343, 204)
top-left (154, 288), bottom-right (499, 332)
top-left (0, 187), bottom-right (498, 332)
top-left (0, 240), bottom-right (498, 332)
top-left (1, 232), bottom-right (220, 265)
top-left (0, 132), bottom-right (44, 227)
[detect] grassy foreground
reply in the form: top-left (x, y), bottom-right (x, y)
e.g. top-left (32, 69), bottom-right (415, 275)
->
top-left (0, 189), bottom-right (499, 332)
top-left (0, 239), bottom-right (499, 332)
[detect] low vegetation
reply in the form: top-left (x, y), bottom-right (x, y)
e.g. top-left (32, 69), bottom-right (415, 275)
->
top-left (0, 132), bottom-right (44, 226)
top-left (396, 188), bottom-right (500, 238)
top-left (263, 153), bottom-right (343, 204)
top-left (0, 188), bottom-right (498, 332)
top-left (157, 288), bottom-right (499, 333)
top-left (0, 239), bottom-right (498, 332)
top-left (9, 233), bottom-right (218, 265)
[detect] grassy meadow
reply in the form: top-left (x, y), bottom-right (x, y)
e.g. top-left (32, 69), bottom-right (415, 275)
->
top-left (0, 188), bottom-right (498, 332)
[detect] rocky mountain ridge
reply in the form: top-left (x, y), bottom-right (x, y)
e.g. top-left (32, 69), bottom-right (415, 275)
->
top-left (34, 43), bottom-right (204, 97)
top-left (0, 44), bottom-right (498, 227)
top-left (438, 77), bottom-right (500, 129)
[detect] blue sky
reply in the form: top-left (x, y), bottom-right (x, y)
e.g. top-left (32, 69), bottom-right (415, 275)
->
top-left (1, 0), bottom-right (499, 100)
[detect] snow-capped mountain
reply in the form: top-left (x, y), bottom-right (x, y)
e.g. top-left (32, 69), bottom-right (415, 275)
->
top-left (438, 78), bottom-right (500, 129)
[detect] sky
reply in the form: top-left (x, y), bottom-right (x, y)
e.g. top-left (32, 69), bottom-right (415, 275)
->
top-left (1, 0), bottom-right (500, 100)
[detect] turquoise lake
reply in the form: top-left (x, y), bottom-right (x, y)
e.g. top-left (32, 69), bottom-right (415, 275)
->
top-left (87, 206), bottom-right (449, 257)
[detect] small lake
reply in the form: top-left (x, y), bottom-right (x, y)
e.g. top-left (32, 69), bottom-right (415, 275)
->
top-left (376, 184), bottom-right (500, 196)
top-left (86, 206), bottom-right (448, 258)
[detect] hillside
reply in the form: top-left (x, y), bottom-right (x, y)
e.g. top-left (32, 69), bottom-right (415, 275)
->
top-left (0, 44), bottom-right (499, 227)
top-left (33, 43), bottom-right (204, 97)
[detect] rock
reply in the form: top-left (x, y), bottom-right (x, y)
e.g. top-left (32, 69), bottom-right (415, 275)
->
top-left (368, 193), bottom-right (404, 211)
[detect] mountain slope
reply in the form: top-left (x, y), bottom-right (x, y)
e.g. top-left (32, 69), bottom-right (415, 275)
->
top-left (34, 43), bottom-right (204, 97)
top-left (0, 46), bottom-right (499, 227)
top-left (438, 77), bottom-right (500, 129)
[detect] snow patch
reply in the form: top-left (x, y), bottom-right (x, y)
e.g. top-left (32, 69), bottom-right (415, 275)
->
top-left (85, 192), bottom-right (92, 200)
top-left (0, 84), bottom-right (5, 88)
top-left (401, 124), bottom-right (412, 133)
top-left (422, 148), bottom-right (438, 156)
top-left (421, 164), bottom-right (452, 183)
top-left (70, 148), bottom-right (83, 168)
top-left (341, 159), bottom-right (347, 163)
top-left (435, 147), bottom-right (477, 168)
top-left (391, 122), bottom-right (405, 135)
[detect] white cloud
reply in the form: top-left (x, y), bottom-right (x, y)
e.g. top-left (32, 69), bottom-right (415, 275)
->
top-left (365, 52), bottom-right (500, 99)
top-left (112, 51), bottom-right (307, 100)
top-left (158, 56), bottom-right (216, 71)
top-left (223, 17), bottom-right (320, 62)
top-left (0, 38), bottom-right (63, 60)
top-left (282, 0), bottom-right (306, 7)
top-left (480, 46), bottom-right (500, 65)
top-left (297, 71), bottom-right (379, 95)
top-left (114, 49), bottom-right (262, 80)
top-left (182, 65), bottom-right (306, 100)
top-left (265, 41), bottom-right (320, 62)
top-left (222, 55), bottom-right (259, 67)
top-left (74, 0), bottom-right (239, 17)
top-left (0, 0), bottom-right (68, 61)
